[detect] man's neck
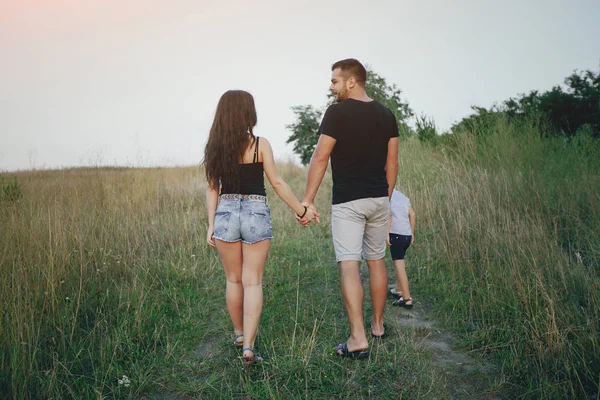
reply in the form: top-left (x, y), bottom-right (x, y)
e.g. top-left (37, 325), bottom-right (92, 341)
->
top-left (347, 88), bottom-right (372, 102)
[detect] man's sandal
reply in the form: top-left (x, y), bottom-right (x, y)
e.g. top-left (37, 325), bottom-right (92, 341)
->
top-left (242, 347), bottom-right (264, 367)
top-left (371, 323), bottom-right (387, 339)
top-left (233, 334), bottom-right (244, 347)
top-left (392, 297), bottom-right (413, 308)
top-left (389, 288), bottom-right (403, 298)
top-left (334, 342), bottom-right (370, 359)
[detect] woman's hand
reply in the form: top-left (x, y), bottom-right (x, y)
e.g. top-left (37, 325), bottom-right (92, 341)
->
top-left (207, 226), bottom-right (216, 248)
top-left (386, 232), bottom-right (391, 247)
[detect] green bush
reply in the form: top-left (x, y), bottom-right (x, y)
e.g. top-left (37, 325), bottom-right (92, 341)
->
top-left (0, 176), bottom-right (22, 202)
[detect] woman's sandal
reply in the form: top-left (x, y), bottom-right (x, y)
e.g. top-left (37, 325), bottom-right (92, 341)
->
top-left (242, 347), bottom-right (264, 368)
top-left (392, 297), bottom-right (413, 308)
top-left (334, 342), bottom-right (370, 359)
top-left (389, 287), bottom-right (403, 298)
top-left (233, 333), bottom-right (244, 347)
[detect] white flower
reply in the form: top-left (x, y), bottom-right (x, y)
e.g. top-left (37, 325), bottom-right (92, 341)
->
top-left (118, 375), bottom-right (131, 387)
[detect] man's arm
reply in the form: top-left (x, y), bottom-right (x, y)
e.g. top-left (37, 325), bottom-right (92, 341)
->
top-left (386, 137), bottom-right (399, 198)
top-left (303, 134), bottom-right (336, 205)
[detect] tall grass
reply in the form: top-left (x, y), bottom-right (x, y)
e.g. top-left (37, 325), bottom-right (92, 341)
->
top-left (1, 115), bottom-right (598, 398)
top-left (0, 167), bottom-right (218, 398)
top-left (1, 165), bottom-right (446, 399)
top-left (399, 116), bottom-right (600, 398)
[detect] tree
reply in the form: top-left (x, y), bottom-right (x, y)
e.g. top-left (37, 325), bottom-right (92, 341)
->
top-left (450, 106), bottom-right (505, 136)
top-left (285, 105), bottom-right (323, 166)
top-left (503, 69), bottom-right (600, 137)
top-left (415, 114), bottom-right (438, 142)
top-left (286, 67), bottom-right (413, 165)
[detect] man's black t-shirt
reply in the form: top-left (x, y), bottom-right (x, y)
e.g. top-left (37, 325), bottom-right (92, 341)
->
top-left (317, 99), bottom-right (398, 205)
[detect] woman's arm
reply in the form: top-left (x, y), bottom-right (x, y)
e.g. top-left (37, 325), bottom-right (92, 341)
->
top-left (261, 138), bottom-right (316, 223)
top-left (206, 183), bottom-right (219, 247)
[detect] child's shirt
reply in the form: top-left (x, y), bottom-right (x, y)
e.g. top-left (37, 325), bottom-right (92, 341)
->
top-left (390, 189), bottom-right (412, 236)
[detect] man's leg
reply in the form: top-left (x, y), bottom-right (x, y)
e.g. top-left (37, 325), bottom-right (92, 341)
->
top-left (363, 197), bottom-right (390, 336)
top-left (366, 258), bottom-right (387, 336)
top-left (339, 261), bottom-right (369, 351)
top-left (332, 201), bottom-right (369, 352)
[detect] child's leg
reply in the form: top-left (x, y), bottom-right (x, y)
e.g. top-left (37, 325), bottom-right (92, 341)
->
top-left (393, 259), bottom-right (411, 300)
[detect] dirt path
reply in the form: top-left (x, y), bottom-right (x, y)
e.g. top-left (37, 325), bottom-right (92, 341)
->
top-left (388, 295), bottom-right (508, 400)
top-left (150, 295), bottom-right (510, 400)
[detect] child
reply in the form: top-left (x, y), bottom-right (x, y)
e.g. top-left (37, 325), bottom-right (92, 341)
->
top-left (387, 189), bottom-right (416, 308)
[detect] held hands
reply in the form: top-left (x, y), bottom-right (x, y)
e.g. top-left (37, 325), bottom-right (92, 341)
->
top-left (295, 202), bottom-right (320, 227)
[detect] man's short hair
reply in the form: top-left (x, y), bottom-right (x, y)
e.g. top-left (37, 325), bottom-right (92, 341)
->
top-left (331, 58), bottom-right (367, 86)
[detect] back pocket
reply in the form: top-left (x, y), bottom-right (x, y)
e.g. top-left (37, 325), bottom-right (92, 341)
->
top-left (214, 211), bottom-right (232, 237)
top-left (249, 210), bottom-right (272, 237)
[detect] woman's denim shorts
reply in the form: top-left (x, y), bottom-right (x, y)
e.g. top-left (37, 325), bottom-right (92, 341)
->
top-left (213, 194), bottom-right (273, 244)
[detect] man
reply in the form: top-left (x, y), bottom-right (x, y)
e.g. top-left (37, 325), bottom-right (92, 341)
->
top-left (302, 58), bottom-right (399, 358)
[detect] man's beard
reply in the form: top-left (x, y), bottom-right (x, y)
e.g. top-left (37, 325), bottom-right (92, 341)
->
top-left (334, 90), bottom-right (347, 102)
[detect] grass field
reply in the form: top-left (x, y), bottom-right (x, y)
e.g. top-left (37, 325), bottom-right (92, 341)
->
top-left (1, 118), bottom-right (599, 398)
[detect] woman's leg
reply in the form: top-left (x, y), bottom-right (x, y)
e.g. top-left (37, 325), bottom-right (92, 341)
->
top-left (241, 239), bottom-right (270, 359)
top-left (215, 240), bottom-right (244, 339)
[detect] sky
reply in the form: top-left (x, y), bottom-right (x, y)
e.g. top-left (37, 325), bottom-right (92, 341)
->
top-left (1, 0), bottom-right (599, 171)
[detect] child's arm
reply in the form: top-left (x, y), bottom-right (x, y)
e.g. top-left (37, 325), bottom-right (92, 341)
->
top-left (408, 207), bottom-right (416, 243)
top-left (386, 211), bottom-right (392, 247)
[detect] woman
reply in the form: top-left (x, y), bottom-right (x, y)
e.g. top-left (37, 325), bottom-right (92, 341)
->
top-left (204, 90), bottom-right (316, 366)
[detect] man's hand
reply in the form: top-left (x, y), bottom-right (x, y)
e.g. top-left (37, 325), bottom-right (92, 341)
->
top-left (411, 235), bottom-right (415, 244)
top-left (305, 202), bottom-right (320, 225)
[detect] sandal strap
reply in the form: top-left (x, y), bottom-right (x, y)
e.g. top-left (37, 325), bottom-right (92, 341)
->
top-left (234, 334), bottom-right (244, 340)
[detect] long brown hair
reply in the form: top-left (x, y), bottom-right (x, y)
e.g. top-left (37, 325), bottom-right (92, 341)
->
top-left (203, 90), bottom-right (257, 190)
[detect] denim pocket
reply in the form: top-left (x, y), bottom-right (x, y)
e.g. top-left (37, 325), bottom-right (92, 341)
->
top-left (214, 211), bottom-right (232, 237)
top-left (249, 210), bottom-right (270, 235)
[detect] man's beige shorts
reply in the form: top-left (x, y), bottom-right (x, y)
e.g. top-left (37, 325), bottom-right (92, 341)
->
top-left (331, 196), bottom-right (390, 262)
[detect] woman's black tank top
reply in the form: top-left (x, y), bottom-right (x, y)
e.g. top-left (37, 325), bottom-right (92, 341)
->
top-left (220, 137), bottom-right (267, 196)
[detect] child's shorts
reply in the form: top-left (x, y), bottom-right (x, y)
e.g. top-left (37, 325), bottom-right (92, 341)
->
top-left (213, 195), bottom-right (273, 244)
top-left (389, 233), bottom-right (412, 260)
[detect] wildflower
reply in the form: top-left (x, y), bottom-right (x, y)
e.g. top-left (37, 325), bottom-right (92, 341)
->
top-left (191, 254), bottom-right (196, 258)
top-left (118, 375), bottom-right (131, 387)
top-left (65, 297), bottom-right (71, 301)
